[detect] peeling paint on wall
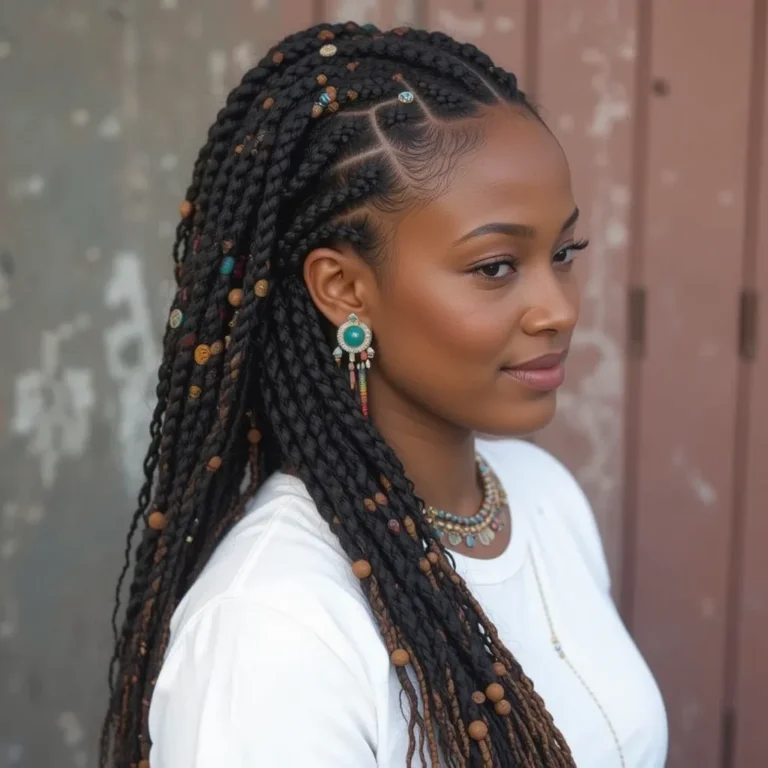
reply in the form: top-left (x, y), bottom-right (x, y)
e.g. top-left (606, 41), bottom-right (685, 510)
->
top-left (11, 316), bottom-right (95, 489)
top-left (103, 252), bottom-right (161, 494)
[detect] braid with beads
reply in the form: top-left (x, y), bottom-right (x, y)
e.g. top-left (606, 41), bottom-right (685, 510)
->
top-left (101, 22), bottom-right (575, 768)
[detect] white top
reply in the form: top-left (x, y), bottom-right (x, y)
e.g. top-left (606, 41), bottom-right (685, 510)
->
top-left (149, 439), bottom-right (668, 767)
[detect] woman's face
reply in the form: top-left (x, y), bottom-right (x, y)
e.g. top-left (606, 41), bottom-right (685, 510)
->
top-left (367, 104), bottom-right (582, 437)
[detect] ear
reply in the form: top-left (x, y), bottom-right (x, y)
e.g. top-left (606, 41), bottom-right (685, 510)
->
top-left (303, 242), bottom-right (377, 329)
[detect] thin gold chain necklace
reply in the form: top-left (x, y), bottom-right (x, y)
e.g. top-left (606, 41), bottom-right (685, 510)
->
top-left (529, 546), bottom-right (626, 768)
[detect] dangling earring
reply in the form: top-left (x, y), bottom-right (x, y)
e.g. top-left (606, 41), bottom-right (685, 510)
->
top-left (334, 313), bottom-right (375, 417)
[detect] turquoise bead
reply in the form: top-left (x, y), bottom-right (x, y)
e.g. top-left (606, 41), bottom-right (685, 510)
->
top-left (220, 256), bottom-right (235, 275)
top-left (465, 536), bottom-right (475, 548)
top-left (319, 92), bottom-right (331, 106)
top-left (343, 324), bottom-right (365, 348)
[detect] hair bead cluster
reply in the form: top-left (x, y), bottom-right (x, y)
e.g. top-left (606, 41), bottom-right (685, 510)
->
top-left (102, 21), bottom-right (572, 768)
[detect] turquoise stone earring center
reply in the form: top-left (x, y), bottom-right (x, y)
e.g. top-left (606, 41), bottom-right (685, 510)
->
top-left (343, 324), bottom-right (365, 348)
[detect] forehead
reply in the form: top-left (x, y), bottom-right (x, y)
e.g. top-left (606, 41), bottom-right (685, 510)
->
top-left (396, 105), bottom-right (575, 243)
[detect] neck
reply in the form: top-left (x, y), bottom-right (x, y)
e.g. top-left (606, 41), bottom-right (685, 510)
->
top-left (369, 377), bottom-right (483, 519)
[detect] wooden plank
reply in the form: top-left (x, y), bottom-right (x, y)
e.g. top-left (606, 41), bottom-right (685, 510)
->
top-left (731, 2), bottom-right (768, 765)
top-left (324, 0), bottom-right (421, 29)
top-left (425, 0), bottom-right (529, 89)
top-left (278, 0), bottom-right (316, 39)
top-left (629, 4), bottom-right (753, 767)
top-left (534, 1), bottom-right (638, 595)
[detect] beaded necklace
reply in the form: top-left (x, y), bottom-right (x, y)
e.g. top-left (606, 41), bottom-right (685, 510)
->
top-left (424, 457), bottom-right (506, 548)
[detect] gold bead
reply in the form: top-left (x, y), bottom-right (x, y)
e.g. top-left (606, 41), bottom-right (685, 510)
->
top-left (485, 683), bottom-right (504, 702)
top-left (319, 44), bottom-right (337, 57)
top-left (147, 511), bottom-right (167, 531)
top-left (316, 73), bottom-right (328, 85)
top-left (207, 456), bottom-right (222, 472)
top-left (468, 720), bottom-right (488, 741)
top-left (254, 279), bottom-right (269, 297)
top-left (210, 340), bottom-right (224, 356)
top-left (194, 344), bottom-right (211, 365)
top-left (179, 200), bottom-right (193, 218)
top-left (188, 385), bottom-right (202, 399)
top-left (351, 559), bottom-right (372, 579)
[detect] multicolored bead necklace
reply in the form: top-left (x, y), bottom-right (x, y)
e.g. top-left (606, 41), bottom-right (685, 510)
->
top-left (424, 457), bottom-right (506, 548)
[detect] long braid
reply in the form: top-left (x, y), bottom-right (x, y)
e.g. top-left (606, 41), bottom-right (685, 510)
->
top-left (102, 22), bottom-right (574, 768)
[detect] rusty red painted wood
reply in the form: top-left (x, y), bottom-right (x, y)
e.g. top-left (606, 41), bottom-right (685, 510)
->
top-left (534, 1), bottom-right (638, 598)
top-left (628, 3), bottom-right (754, 767)
top-left (732, 4), bottom-right (768, 765)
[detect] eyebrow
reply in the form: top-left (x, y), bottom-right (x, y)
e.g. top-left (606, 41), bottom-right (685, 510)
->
top-left (454, 207), bottom-right (580, 245)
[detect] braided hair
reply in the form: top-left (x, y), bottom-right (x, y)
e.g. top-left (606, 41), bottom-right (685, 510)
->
top-left (101, 22), bottom-right (575, 768)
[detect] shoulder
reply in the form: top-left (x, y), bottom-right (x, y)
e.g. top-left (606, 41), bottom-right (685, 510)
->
top-left (165, 470), bottom-right (384, 683)
top-left (149, 472), bottom-right (381, 765)
top-left (476, 437), bottom-right (611, 590)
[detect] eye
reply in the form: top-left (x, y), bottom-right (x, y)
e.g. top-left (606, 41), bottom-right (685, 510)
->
top-left (553, 238), bottom-right (589, 266)
top-left (474, 258), bottom-right (516, 280)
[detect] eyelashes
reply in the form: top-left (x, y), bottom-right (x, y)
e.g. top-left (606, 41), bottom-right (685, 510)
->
top-left (472, 238), bottom-right (590, 281)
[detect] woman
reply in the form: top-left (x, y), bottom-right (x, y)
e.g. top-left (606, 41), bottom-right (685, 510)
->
top-left (101, 22), bottom-right (667, 768)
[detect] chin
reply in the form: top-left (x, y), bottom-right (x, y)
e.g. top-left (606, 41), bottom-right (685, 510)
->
top-left (474, 391), bottom-right (558, 439)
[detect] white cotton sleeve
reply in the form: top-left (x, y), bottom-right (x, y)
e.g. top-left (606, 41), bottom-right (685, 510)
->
top-left (148, 597), bottom-right (378, 768)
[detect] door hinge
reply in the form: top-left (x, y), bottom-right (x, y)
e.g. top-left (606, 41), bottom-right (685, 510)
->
top-left (721, 704), bottom-right (737, 768)
top-left (628, 286), bottom-right (646, 358)
top-left (738, 289), bottom-right (759, 361)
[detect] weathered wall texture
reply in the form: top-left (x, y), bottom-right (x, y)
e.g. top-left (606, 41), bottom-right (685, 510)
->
top-left (1, 2), bottom-right (766, 767)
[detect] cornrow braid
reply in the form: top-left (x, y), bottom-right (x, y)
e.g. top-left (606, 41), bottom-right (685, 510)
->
top-left (102, 21), bottom-right (573, 768)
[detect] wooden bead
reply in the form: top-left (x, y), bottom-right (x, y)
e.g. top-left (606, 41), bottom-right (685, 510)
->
top-left (188, 385), bottom-right (202, 399)
top-left (346, 61), bottom-right (359, 71)
top-left (209, 340), bottom-right (224, 356)
top-left (468, 720), bottom-right (488, 741)
top-left (351, 559), bottom-right (372, 579)
top-left (316, 74), bottom-right (328, 85)
top-left (325, 86), bottom-right (338, 101)
top-left (493, 662), bottom-right (507, 677)
top-left (263, 97), bottom-right (275, 109)
top-left (427, 552), bottom-right (439, 564)
top-left (471, 691), bottom-right (486, 705)
top-left (254, 279), bottom-right (269, 297)
top-left (363, 498), bottom-right (376, 512)
top-left (247, 428), bottom-right (262, 444)
top-left (485, 682), bottom-right (504, 702)
top-left (221, 239), bottom-right (234, 253)
top-left (390, 648), bottom-right (410, 667)
top-left (494, 699), bottom-right (512, 716)
top-left (347, 90), bottom-right (358, 101)
top-left (147, 511), bottom-right (166, 531)
top-left (374, 492), bottom-right (388, 506)
top-left (228, 288), bottom-right (244, 307)
top-left (272, 51), bottom-right (284, 64)
top-left (194, 344), bottom-right (211, 365)
top-left (311, 104), bottom-right (323, 118)
top-left (327, 101), bottom-right (339, 113)
top-left (207, 456), bottom-right (222, 472)
top-left (318, 29), bottom-right (335, 41)
top-left (179, 200), bottom-right (193, 218)
top-left (419, 558), bottom-right (431, 574)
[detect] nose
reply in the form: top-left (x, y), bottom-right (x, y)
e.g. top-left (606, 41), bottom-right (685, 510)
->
top-left (518, 270), bottom-right (579, 337)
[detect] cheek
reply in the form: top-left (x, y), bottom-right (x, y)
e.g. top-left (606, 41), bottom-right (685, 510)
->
top-left (375, 269), bottom-right (516, 392)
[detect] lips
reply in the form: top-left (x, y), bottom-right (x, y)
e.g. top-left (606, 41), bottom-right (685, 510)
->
top-left (501, 351), bottom-right (567, 392)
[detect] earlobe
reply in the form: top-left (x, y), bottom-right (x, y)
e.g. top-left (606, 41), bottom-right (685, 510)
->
top-left (303, 244), bottom-right (374, 328)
